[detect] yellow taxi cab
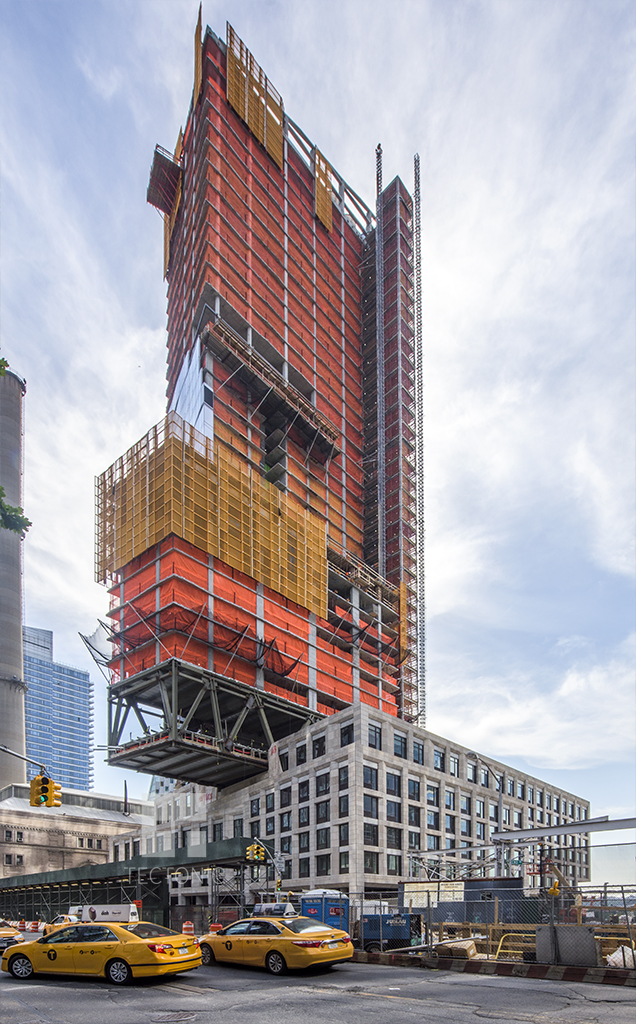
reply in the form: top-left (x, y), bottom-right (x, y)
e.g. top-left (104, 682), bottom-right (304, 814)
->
top-left (0, 922), bottom-right (25, 956)
top-left (199, 916), bottom-right (352, 975)
top-left (42, 914), bottom-right (78, 937)
top-left (2, 920), bottom-right (201, 985)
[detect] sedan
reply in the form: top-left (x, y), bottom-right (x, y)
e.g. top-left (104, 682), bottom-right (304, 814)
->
top-left (199, 916), bottom-right (352, 975)
top-left (0, 925), bottom-right (24, 956)
top-left (2, 921), bottom-right (201, 985)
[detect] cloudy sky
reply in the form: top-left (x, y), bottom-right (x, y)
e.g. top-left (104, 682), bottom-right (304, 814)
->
top-left (1, 0), bottom-right (634, 855)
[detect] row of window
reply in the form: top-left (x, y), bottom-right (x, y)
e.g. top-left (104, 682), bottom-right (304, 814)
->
top-left (77, 837), bottom-right (103, 850)
top-left (4, 854), bottom-right (24, 866)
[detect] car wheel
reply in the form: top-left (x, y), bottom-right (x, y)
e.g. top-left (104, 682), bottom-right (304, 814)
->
top-left (366, 943), bottom-right (381, 953)
top-left (106, 958), bottom-right (132, 985)
top-left (8, 955), bottom-right (34, 980)
top-left (265, 950), bottom-right (287, 976)
top-left (200, 943), bottom-right (215, 966)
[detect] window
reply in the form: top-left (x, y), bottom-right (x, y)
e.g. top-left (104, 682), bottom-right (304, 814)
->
top-left (460, 794), bottom-right (471, 815)
top-left (234, 818), bottom-right (244, 838)
top-left (4, 830), bottom-right (12, 842)
top-left (364, 850), bottom-right (379, 873)
top-left (528, 808), bottom-right (534, 822)
top-left (15, 855), bottom-right (23, 866)
top-left (299, 857), bottom-right (310, 877)
top-left (460, 819), bottom-right (471, 837)
top-left (316, 773), bottom-right (330, 796)
top-left (427, 810), bottom-right (440, 830)
top-left (364, 794), bottom-right (379, 818)
top-left (386, 772), bottom-right (402, 797)
top-left (316, 827), bottom-right (330, 849)
top-left (387, 801), bottom-right (402, 822)
top-left (296, 744), bottom-right (307, 766)
top-left (298, 780), bottom-right (310, 803)
top-left (4, 854), bottom-right (12, 866)
top-left (299, 831), bottom-right (310, 852)
top-left (476, 799), bottom-right (485, 818)
top-left (434, 749), bottom-right (446, 772)
top-left (185, 793), bottom-right (192, 815)
top-left (339, 765), bottom-right (349, 790)
top-left (408, 831), bottom-right (421, 850)
top-left (280, 787), bottom-right (292, 807)
top-left (96, 839), bottom-right (102, 850)
top-left (386, 827), bottom-right (402, 849)
top-left (16, 831), bottom-right (23, 843)
top-left (144, 837), bottom-right (151, 854)
top-left (489, 803), bottom-right (499, 823)
top-left (113, 845), bottom-right (120, 862)
top-left (312, 735), bottom-right (326, 759)
top-left (340, 722), bottom-right (354, 746)
top-left (445, 815), bottom-right (456, 833)
top-left (449, 755), bottom-right (460, 777)
top-left (467, 762), bottom-right (477, 782)
top-left (282, 859), bottom-right (292, 879)
top-left (250, 820), bottom-right (261, 838)
top-left (156, 808), bottom-right (163, 825)
top-left (537, 810), bottom-right (544, 823)
top-left (266, 793), bottom-right (275, 813)
top-left (445, 837), bottom-right (456, 851)
top-left (251, 799), bottom-right (260, 818)
top-left (266, 817), bottom-right (275, 835)
top-left (514, 810), bottom-right (522, 828)
top-left (280, 812), bottom-right (292, 832)
top-left (363, 822), bottom-right (379, 846)
top-left (386, 853), bottom-right (401, 875)
top-left (339, 851), bottom-right (349, 873)
top-left (316, 854), bottom-right (331, 876)
top-left (364, 765), bottom-right (378, 790)
top-left (537, 790), bottom-right (543, 807)
top-left (461, 841), bottom-right (472, 859)
top-left (133, 840), bottom-right (140, 857)
top-left (339, 794), bottom-right (349, 818)
top-left (156, 836), bottom-right (163, 853)
top-left (413, 741), bottom-right (424, 764)
top-left (368, 723), bottom-right (382, 749)
top-left (279, 750), bottom-right (289, 771)
top-left (507, 778), bottom-right (514, 796)
top-left (426, 785), bottom-right (439, 806)
top-left (408, 779), bottom-right (420, 801)
top-left (445, 789), bottom-right (456, 811)
top-left (517, 782), bottom-right (525, 800)
top-left (124, 843), bottom-right (130, 860)
top-left (546, 794), bottom-right (552, 811)
top-left (476, 822), bottom-right (485, 841)
top-left (166, 804), bottom-right (172, 821)
top-left (339, 823), bottom-right (349, 846)
top-left (394, 733), bottom-right (407, 758)
top-left (174, 800), bottom-right (180, 820)
top-left (281, 836), bottom-right (292, 854)
top-left (480, 768), bottom-right (489, 787)
top-left (211, 822), bottom-right (222, 842)
top-left (568, 802), bottom-right (574, 817)
top-left (299, 806), bottom-right (309, 827)
top-left (78, 837), bottom-right (84, 848)
top-left (408, 805), bottom-right (420, 827)
top-left (503, 807), bottom-right (511, 826)
top-left (427, 835), bottom-right (440, 851)
top-left (316, 800), bottom-right (330, 823)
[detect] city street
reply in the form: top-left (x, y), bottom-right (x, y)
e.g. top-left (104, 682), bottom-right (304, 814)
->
top-left (0, 959), bottom-right (634, 1024)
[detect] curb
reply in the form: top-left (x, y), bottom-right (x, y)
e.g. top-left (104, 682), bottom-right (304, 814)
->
top-left (350, 950), bottom-right (636, 987)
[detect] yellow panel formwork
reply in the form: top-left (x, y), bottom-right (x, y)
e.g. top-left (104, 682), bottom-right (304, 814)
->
top-left (95, 413), bottom-right (327, 619)
top-left (226, 22), bottom-right (283, 170)
top-left (314, 148), bottom-right (333, 232)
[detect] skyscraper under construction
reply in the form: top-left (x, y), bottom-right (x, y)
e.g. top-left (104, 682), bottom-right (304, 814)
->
top-left (96, 16), bottom-right (423, 789)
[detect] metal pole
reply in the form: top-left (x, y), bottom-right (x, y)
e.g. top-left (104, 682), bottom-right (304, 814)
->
top-left (621, 885), bottom-right (634, 967)
top-left (498, 772), bottom-right (505, 877)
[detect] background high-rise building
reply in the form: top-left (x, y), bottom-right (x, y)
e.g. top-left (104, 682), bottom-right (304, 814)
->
top-left (23, 627), bottom-right (94, 791)
top-left (95, 18), bottom-right (422, 789)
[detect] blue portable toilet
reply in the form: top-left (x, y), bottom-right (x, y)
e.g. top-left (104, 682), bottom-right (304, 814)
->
top-left (300, 888), bottom-right (349, 932)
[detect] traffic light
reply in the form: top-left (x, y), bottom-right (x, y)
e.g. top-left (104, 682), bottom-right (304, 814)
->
top-left (256, 845), bottom-right (266, 861)
top-left (29, 775), bottom-right (49, 807)
top-left (276, 878), bottom-right (281, 892)
top-left (246, 844), bottom-right (256, 861)
top-left (47, 779), bottom-right (62, 807)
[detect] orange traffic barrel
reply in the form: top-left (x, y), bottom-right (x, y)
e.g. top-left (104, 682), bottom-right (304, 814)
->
top-left (182, 920), bottom-right (195, 935)
top-left (29, 921), bottom-right (39, 932)
top-left (18, 919), bottom-right (26, 931)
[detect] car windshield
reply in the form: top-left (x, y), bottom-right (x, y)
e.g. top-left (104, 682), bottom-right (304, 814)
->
top-left (279, 919), bottom-right (334, 934)
top-left (123, 923), bottom-right (180, 938)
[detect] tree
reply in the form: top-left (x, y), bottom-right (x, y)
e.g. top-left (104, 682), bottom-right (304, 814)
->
top-left (0, 487), bottom-right (31, 537)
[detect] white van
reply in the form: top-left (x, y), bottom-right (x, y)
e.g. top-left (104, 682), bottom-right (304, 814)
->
top-left (68, 904), bottom-right (140, 924)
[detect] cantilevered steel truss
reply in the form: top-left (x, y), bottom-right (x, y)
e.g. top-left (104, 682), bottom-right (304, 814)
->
top-left (107, 658), bottom-right (324, 788)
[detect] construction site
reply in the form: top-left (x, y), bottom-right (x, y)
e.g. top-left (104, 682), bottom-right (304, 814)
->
top-left (95, 16), bottom-right (422, 789)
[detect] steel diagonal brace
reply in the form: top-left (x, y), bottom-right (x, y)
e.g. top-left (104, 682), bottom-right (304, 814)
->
top-left (255, 696), bottom-right (275, 749)
top-left (130, 701), bottom-right (151, 736)
top-left (225, 694), bottom-right (255, 750)
top-left (181, 682), bottom-right (208, 733)
top-left (208, 678), bottom-right (223, 741)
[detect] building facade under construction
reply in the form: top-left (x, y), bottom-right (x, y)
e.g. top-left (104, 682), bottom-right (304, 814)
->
top-left (95, 17), bottom-right (423, 791)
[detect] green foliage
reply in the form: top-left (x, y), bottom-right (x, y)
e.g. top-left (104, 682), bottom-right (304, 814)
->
top-left (0, 358), bottom-right (8, 376)
top-left (0, 486), bottom-right (31, 537)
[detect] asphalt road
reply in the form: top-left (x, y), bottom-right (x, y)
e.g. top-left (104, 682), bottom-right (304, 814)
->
top-left (1, 959), bottom-right (634, 1024)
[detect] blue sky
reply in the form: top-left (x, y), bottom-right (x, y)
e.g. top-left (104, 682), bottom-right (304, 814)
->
top-left (0, 1), bottom-right (634, 858)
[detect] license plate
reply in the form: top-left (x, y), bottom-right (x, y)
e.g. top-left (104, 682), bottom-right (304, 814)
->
top-left (179, 947), bottom-right (188, 955)
top-left (328, 942), bottom-right (338, 949)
